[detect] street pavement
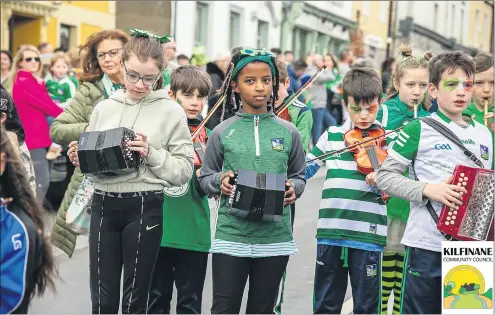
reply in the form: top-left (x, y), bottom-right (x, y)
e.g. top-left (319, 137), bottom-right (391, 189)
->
top-left (30, 170), bottom-right (393, 314)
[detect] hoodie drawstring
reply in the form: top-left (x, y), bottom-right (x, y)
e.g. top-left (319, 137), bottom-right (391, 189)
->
top-left (340, 247), bottom-right (349, 268)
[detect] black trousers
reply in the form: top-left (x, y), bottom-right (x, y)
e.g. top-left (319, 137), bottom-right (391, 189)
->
top-left (313, 245), bottom-right (382, 314)
top-left (211, 253), bottom-right (289, 314)
top-left (147, 247), bottom-right (208, 314)
top-left (89, 190), bottom-right (164, 314)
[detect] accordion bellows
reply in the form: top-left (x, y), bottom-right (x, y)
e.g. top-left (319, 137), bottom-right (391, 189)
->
top-left (77, 127), bottom-right (141, 175)
top-left (437, 165), bottom-right (494, 241)
top-left (228, 169), bottom-right (286, 222)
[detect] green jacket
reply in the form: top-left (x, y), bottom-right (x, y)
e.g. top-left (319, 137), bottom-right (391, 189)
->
top-left (285, 95), bottom-right (313, 153)
top-left (377, 95), bottom-right (430, 222)
top-left (49, 80), bottom-right (106, 257)
top-left (197, 109), bottom-right (306, 245)
top-left (161, 122), bottom-right (211, 252)
top-left (464, 102), bottom-right (494, 127)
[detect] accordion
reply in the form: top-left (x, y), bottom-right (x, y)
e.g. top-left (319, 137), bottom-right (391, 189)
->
top-left (437, 165), bottom-right (494, 241)
top-left (228, 169), bottom-right (287, 222)
top-left (77, 127), bottom-right (140, 175)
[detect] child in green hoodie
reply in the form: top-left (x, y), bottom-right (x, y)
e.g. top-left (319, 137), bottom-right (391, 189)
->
top-left (147, 65), bottom-right (212, 314)
top-left (463, 52), bottom-right (494, 131)
top-left (376, 46), bottom-right (432, 315)
top-left (198, 48), bottom-right (306, 314)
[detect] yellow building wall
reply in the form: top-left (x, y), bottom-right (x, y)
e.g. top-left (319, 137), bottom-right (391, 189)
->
top-left (12, 18), bottom-right (42, 52)
top-left (46, 17), bottom-right (58, 48)
top-left (468, 1), bottom-right (493, 51)
top-left (63, 1), bottom-right (110, 14)
top-left (80, 23), bottom-right (103, 45)
top-left (352, 1), bottom-right (389, 45)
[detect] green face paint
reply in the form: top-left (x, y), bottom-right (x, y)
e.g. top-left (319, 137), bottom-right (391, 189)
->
top-left (442, 78), bottom-right (473, 92)
top-left (177, 98), bottom-right (183, 106)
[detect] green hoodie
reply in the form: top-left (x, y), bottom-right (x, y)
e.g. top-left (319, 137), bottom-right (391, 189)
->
top-left (283, 93), bottom-right (313, 153)
top-left (161, 120), bottom-right (211, 252)
top-left (198, 108), bottom-right (306, 245)
top-left (377, 95), bottom-right (430, 221)
top-left (463, 102), bottom-right (493, 127)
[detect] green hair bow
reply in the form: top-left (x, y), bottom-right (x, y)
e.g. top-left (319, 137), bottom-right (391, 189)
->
top-left (129, 29), bottom-right (171, 44)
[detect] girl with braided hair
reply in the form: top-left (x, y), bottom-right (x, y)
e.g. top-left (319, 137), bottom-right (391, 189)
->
top-left (198, 48), bottom-right (306, 314)
top-left (375, 46), bottom-right (432, 315)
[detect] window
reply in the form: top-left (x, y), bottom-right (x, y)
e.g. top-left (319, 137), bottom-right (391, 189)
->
top-left (59, 24), bottom-right (71, 51)
top-left (379, 1), bottom-right (387, 22)
top-left (257, 20), bottom-right (269, 49)
top-left (292, 27), bottom-right (309, 59)
top-left (195, 2), bottom-right (209, 46)
top-left (229, 11), bottom-right (241, 49)
top-left (362, 0), bottom-right (371, 16)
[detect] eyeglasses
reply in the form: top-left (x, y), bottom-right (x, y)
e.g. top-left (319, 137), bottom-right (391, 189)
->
top-left (23, 57), bottom-right (41, 63)
top-left (240, 48), bottom-right (275, 58)
top-left (123, 62), bottom-right (160, 86)
top-left (96, 48), bottom-right (122, 60)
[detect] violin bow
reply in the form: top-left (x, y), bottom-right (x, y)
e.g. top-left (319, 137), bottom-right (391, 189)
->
top-left (306, 126), bottom-right (405, 163)
top-left (275, 65), bottom-right (327, 116)
top-left (191, 94), bottom-right (226, 139)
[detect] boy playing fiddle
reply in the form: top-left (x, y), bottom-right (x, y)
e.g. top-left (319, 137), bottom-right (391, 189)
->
top-left (306, 67), bottom-right (387, 314)
top-left (464, 52), bottom-right (494, 131)
top-left (377, 51), bottom-right (493, 314)
top-left (148, 65), bottom-right (212, 314)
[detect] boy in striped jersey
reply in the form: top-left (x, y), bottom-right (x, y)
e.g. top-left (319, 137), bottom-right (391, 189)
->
top-left (377, 51), bottom-right (492, 314)
top-left (306, 67), bottom-right (387, 314)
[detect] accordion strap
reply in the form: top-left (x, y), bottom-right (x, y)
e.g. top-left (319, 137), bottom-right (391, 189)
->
top-left (421, 117), bottom-right (484, 168)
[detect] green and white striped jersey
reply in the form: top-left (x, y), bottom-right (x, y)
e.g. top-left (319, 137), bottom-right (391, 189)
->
top-left (307, 119), bottom-right (388, 246)
top-left (388, 111), bottom-right (493, 252)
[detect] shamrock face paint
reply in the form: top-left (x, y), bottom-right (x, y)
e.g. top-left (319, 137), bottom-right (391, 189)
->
top-left (171, 89), bottom-right (207, 119)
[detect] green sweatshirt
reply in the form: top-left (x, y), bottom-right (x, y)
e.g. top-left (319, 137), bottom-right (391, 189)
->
top-left (283, 94), bottom-right (313, 153)
top-left (463, 102), bottom-right (494, 127)
top-left (197, 108), bottom-right (306, 245)
top-left (161, 120), bottom-right (211, 252)
top-left (376, 95), bottom-right (430, 222)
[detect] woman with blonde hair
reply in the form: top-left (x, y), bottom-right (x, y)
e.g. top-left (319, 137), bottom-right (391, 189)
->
top-left (10, 45), bottom-right (63, 204)
top-left (50, 29), bottom-right (130, 258)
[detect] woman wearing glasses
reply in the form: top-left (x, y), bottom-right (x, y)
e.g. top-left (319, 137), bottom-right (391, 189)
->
top-left (49, 29), bottom-right (130, 258)
top-left (67, 30), bottom-right (194, 314)
top-left (10, 45), bottom-right (63, 204)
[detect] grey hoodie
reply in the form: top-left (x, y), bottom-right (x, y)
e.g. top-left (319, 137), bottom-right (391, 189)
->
top-left (88, 89), bottom-right (194, 193)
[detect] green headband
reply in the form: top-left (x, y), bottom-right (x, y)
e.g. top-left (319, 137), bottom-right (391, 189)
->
top-left (129, 29), bottom-right (171, 44)
top-left (231, 48), bottom-right (276, 80)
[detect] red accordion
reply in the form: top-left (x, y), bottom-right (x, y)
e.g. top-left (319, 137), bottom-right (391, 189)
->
top-left (437, 165), bottom-right (494, 241)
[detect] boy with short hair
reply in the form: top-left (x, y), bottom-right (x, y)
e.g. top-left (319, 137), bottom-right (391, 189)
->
top-left (377, 50), bottom-right (493, 314)
top-left (464, 51), bottom-right (494, 130)
top-left (147, 65), bottom-right (212, 314)
top-left (306, 67), bottom-right (387, 314)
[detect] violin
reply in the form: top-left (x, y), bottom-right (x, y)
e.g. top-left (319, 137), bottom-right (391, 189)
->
top-left (189, 123), bottom-right (208, 169)
top-left (277, 106), bottom-right (291, 122)
top-left (343, 126), bottom-right (389, 202)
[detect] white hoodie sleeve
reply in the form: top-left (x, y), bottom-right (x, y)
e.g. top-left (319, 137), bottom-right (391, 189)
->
top-left (146, 115), bottom-right (194, 187)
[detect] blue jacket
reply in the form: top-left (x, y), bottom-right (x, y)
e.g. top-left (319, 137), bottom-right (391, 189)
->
top-left (1, 201), bottom-right (43, 314)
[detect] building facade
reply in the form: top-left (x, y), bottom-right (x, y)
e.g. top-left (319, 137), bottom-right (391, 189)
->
top-left (352, 1), bottom-right (390, 68)
top-left (280, 1), bottom-right (355, 59)
top-left (1, 1), bottom-right (116, 53)
top-left (116, 1), bottom-right (172, 39)
top-left (393, 1), bottom-right (493, 57)
top-left (174, 1), bottom-right (283, 61)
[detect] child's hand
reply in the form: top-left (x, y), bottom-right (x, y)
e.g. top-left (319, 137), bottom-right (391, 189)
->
top-left (220, 171), bottom-right (235, 196)
top-left (365, 172), bottom-right (377, 186)
top-left (127, 132), bottom-right (150, 158)
top-left (67, 140), bottom-right (79, 167)
top-left (284, 180), bottom-right (296, 206)
top-left (423, 175), bottom-right (467, 209)
top-left (485, 112), bottom-right (494, 131)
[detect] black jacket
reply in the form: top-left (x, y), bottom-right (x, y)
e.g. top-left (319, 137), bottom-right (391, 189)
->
top-left (206, 62), bottom-right (225, 97)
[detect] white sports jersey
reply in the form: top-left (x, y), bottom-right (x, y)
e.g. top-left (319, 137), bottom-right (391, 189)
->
top-left (388, 111), bottom-right (493, 252)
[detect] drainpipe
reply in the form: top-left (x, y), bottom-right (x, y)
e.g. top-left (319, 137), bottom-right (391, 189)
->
top-left (385, 0), bottom-right (393, 60)
top-left (172, 0), bottom-right (177, 38)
